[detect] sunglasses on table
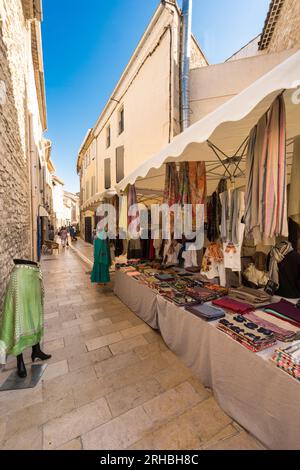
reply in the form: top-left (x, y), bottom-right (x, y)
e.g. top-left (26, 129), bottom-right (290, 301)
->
top-left (220, 317), bottom-right (273, 337)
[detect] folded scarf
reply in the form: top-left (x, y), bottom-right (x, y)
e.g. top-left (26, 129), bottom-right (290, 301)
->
top-left (186, 303), bottom-right (225, 321)
top-left (244, 312), bottom-right (296, 341)
top-left (263, 299), bottom-right (300, 327)
top-left (212, 297), bottom-right (253, 314)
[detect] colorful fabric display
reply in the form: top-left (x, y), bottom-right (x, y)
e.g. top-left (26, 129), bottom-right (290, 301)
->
top-left (244, 311), bottom-right (297, 342)
top-left (186, 303), bottom-right (225, 322)
top-left (212, 297), bottom-right (253, 314)
top-left (272, 342), bottom-right (300, 381)
top-left (217, 314), bottom-right (276, 353)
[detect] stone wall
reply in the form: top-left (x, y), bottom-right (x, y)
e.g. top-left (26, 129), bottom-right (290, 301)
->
top-left (268, 0), bottom-right (300, 53)
top-left (190, 37), bottom-right (208, 69)
top-left (0, 0), bottom-right (32, 308)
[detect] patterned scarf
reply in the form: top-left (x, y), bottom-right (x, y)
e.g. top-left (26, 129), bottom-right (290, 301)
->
top-left (163, 163), bottom-right (180, 206)
top-left (269, 241), bottom-right (293, 285)
top-left (179, 162), bottom-right (190, 205)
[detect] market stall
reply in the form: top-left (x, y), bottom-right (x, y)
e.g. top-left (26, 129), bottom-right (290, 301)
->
top-left (114, 269), bottom-right (159, 329)
top-left (111, 51), bottom-right (300, 449)
top-left (114, 264), bottom-right (300, 449)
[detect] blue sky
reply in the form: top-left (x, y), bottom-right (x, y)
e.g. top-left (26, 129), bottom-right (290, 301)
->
top-left (42, 0), bottom-right (270, 193)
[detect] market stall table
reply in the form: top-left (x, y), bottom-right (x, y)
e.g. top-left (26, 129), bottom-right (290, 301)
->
top-left (114, 270), bottom-right (300, 449)
top-left (156, 295), bottom-right (300, 450)
top-left (114, 270), bottom-right (159, 329)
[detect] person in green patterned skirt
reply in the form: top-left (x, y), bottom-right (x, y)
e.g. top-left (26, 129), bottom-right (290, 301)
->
top-left (0, 260), bottom-right (51, 378)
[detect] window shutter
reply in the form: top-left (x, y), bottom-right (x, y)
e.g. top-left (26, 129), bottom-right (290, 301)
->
top-left (104, 158), bottom-right (111, 189)
top-left (116, 146), bottom-right (125, 183)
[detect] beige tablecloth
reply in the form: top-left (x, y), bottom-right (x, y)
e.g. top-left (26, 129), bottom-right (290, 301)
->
top-left (157, 296), bottom-right (300, 450)
top-left (114, 270), bottom-right (159, 329)
top-left (114, 270), bottom-right (300, 449)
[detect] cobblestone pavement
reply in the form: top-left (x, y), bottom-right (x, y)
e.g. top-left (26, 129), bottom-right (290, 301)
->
top-left (0, 248), bottom-right (265, 450)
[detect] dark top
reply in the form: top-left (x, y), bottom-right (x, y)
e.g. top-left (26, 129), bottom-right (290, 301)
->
top-left (276, 250), bottom-right (300, 299)
top-left (14, 259), bottom-right (38, 267)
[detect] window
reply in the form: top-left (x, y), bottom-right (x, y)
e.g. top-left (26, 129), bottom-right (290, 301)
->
top-left (106, 126), bottom-right (111, 148)
top-left (104, 158), bottom-right (111, 189)
top-left (118, 106), bottom-right (124, 135)
top-left (116, 146), bottom-right (124, 183)
top-left (91, 175), bottom-right (95, 196)
top-left (85, 180), bottom-right (90, 201)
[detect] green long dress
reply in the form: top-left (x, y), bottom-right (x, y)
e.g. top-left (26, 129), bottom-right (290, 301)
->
top-left (90, 235), bottom-right (111, 284)
top-left (0, 264), bottom-right (44, 364)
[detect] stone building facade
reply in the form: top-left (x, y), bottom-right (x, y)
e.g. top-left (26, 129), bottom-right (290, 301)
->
top-left (0, 0), bottom-right (48, 305)
top-left (77, 1), bottom-right (207, 243)
top-left (259, 0), bottom-right (300, 52)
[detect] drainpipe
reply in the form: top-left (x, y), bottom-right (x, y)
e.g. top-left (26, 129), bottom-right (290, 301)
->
top-left (181, 0), bottom-right (193, 131)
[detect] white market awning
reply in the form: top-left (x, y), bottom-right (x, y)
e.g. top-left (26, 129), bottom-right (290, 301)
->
top-left (115, 50), bottom-right (300, 196)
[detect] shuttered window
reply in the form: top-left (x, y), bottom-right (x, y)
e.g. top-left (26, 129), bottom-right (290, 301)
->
top-left (91, 176), bottom-right (96, 196)
top-left (85, 180), bottom-right (90, 201)
top-left (118, 107), bottom-right (124, 135)
top-left (104, 158), bottom-right (111, 189)
top-left (106, 126), bottom-right (111, 148)
top-left (116, 146), bottom-right (124, 183)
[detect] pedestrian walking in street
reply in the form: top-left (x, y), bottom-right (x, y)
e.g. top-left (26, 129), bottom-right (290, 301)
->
top-left (60, 226), bottom-right (69, 248)
top-left (70, 225), bottom-right (77, 241)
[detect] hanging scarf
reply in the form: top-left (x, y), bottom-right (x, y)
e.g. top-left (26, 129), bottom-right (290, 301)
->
top-left (127, 184), bottom-right (138, 226)
top-left (269, 241), bottom-right (293, 285)
top-left (179, 162), bottom-right (190, 205)
top-left (244, 125), bottom-right (257, 234)
top-left (245, 95), bottom-right (287, 243)
top-left (188, 162), bottom-right (207, 218)
top-left (260, 95), bottom-right (288, 239)
top-left (163, 163), bottom-right (180, 206)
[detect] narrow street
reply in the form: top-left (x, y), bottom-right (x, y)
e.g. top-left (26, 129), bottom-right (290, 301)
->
top-left (0, 249), bottom-right (264, 450)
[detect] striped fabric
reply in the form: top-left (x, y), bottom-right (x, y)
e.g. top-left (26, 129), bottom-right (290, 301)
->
top-left (245, 95), bottom-right (288, 243)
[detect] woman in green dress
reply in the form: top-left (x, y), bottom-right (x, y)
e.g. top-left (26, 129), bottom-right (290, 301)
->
top-left (90, 230), bottom-right (111, 284)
